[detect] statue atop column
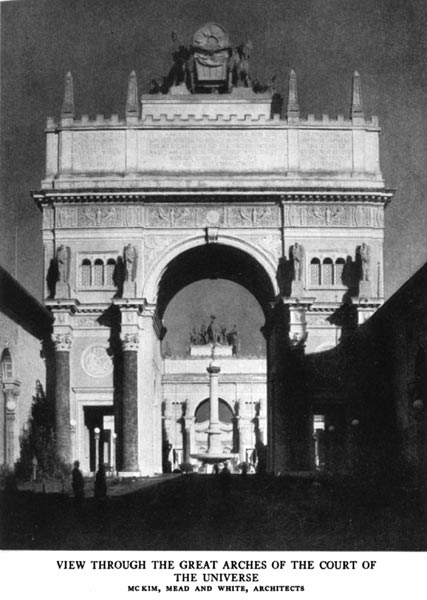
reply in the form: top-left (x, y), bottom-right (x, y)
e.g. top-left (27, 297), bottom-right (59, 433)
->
top-left (55, 244), bottom-right (71, 299)
top-left (359, 243), bottom-right (371, 298)
top-left (360, 243), bottom-right (370, 281)
top-left (123, 243), bottom-right (137, 297)
top-left (291, 243), bottom-right (305, 297)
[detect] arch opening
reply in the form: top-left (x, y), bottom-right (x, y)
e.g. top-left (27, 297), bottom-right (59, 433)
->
top-left (156, 243), bottom-right (276, 320)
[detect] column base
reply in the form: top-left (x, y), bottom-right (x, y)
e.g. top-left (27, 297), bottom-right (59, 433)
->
top-left (118, 471), bottom-right (141, 478)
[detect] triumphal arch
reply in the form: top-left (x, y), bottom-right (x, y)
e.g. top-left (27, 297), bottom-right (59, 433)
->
top-left (34, 24), bottom-right (391, 475)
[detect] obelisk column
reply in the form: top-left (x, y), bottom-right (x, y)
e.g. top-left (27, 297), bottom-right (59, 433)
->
top-left (52, 333), bottom-right (72, 464)
top-left (207, 359), bottom-right (222, 455)
top-left (120, 333), bottom-right (139, 472)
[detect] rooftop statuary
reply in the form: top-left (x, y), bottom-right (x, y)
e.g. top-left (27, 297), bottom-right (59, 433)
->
top-left (154, 22), bottom-right (273, 96)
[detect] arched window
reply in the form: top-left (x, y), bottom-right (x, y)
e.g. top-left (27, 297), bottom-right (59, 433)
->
top-left (335, 258), bottom-right (345, 286)
top-left (80, 259), bottom-right (92, 286)
top-left (195, 399), bottom-right (234, 424)
top-left (105, 258), bottom-right (116, 287)
top-left (310, 258), bottom-right (321, 286)
top-left (322, 258), bottom-right (334, 286)
top-left (93, 259), bottom-right (104, 286)
top-left (1, 349), bottom-right (13, 380)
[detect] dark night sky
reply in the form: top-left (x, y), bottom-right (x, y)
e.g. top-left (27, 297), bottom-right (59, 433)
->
top-left (1, 0), bottom-right (427, 341)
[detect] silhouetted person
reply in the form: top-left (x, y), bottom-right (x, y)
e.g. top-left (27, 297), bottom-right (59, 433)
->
top-left (213, 463), bottom-right (220, 475)
top-left (240, 462), bottom-right (248, 478)
top-left (219, 462), bottom-right (232, 498)
top-left (72, 460), bottom-right (84, 504)
top-left (94, 465), bottom-right (107, 500)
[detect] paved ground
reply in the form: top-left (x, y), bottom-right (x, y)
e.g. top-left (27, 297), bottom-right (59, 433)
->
top-left (1, 474), bottom-right (426, 550)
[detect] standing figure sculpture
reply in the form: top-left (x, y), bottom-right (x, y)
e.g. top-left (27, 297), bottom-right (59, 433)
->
top-left (169, 31), bottom-right (191, 88)
top-left (124, 244), bottom-right (136, 282)
top-left (360, 243), bottom-right (370, 281)
top-left (228, 325), bottom-right (239, 356)
top-left (207, 315), bottom-right (221, 344)
top-left (57, 245), bottom-right (69, 283)
top-left (235, 41), bottom-right (253, 87)
top-left (292, 243), bottom-right (303, 282)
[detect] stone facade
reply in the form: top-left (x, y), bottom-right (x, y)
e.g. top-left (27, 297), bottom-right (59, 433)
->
top-left (0, 267), bottom-right (52, 469)
top-left (34, 28), bottom-right (391, 475)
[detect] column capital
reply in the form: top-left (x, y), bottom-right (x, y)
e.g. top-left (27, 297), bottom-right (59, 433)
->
top-left (2, 377), bottom-right (21, 398)
top-left (51, 333), bottom-right (73, 352)
top-left (120, 333), bottom-right (140, 351)
top-left (184, 416), bottom-right (195, 429)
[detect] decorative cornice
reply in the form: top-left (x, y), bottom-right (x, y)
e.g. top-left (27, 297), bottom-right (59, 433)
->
top-left (33, 190), bottom-right (394, 206)
top-left (45, 299), bottom-right (79, 312)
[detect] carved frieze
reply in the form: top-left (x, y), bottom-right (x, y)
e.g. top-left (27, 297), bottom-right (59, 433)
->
top-left (284, 204), bottom-right (384, 228)
top-left (253, 206), bottom-right (279, 227)
top-left (307, 313), bottom-right (333, 327)
top-left (147, 207), bottom-right (173, 227)
top-left (197, 207), bottom-right (225, 228)
top-left (227, 206), bottom-right (279, 228)
top-left (55, 205), bottom-right (144, 228)
top-left (228, 207), bottom-right (253, 227)
top-left (74, 315), bottom-right (101, 328)
top-left (42, 206), bottom-right (54, 230)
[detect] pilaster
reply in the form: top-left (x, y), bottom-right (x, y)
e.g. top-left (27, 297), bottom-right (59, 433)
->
top-left (3, 378), bottom-right (21, 469)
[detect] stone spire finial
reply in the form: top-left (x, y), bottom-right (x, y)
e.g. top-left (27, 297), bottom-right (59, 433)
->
top-left (287, 69), bottom-right (299, 121)
top-left (61, 71), bottom-right (74, 118)
top-left (351, 70), bottom-right (364, 120)
top-left (126, 71), bottom-right (139, 120)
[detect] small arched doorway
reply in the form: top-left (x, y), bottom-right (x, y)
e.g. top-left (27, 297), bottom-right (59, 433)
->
top-left (194, 397), bottom-right (236, 458)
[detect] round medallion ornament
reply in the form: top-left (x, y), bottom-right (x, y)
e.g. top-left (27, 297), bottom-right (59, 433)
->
top-left (192, 23), bottom-right (229, 52)
top-left (206, 210), bottom-right (220, 225)
top-left (6, 400), bottom-right (16, 412)
top-left (81, 345), bottom-right (113, 378)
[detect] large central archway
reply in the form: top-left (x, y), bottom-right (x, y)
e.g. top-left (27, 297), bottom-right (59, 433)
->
top-left (157, 241), bottom-right (276, 473)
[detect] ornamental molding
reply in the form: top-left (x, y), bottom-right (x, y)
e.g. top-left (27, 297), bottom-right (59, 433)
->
top-left (55, 204), bottom-right (144, 229)
top-left (284, 203), bottom-right (384, 228)
top-left (34, 190), bottom-right (393, 210)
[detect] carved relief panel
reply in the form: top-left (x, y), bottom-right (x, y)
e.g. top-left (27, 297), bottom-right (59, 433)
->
top-left (55, 205), bottom-right (144, 228)
top-left (284, 204), bottom-right (384, 228)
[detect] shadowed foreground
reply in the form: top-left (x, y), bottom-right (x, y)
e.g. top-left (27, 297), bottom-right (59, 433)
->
top-left (1, 474), bottom-right (426, 550)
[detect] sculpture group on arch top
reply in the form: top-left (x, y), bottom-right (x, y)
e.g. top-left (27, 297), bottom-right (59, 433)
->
top-left (56, 21), bottom-right (374, 131)
top-left (190, 316), bottom-right (240, 356)
top-left (150, 23), bottom-right (276, 96)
